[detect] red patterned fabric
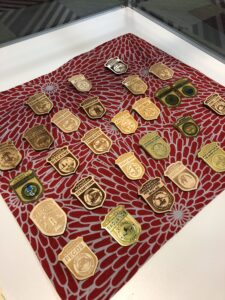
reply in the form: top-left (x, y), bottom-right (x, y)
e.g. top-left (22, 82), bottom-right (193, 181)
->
top-left (0, 33), bottom-right (225, 300)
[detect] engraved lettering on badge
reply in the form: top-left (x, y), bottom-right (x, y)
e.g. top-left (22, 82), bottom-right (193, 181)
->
top-left (104, 57), bottom-right (128, 74)
top-left (0, 140), bottom-right (22, 171)
top-left (51, 109), bottom-right (80, 133)
top-left (204, 93), bottom-right (225, 116)
top-left (122, 75), bottom-right (148, 95)
top-left (80, 96), bottom-right (106, 119)
top-left (111, 110), bottom-right (138, 134)
top-left (132, 97), bottom-right (160, 120)
top-left (25, 93), bottom-right (53, 115)
top-left (68, 74), bottom-right (92, 92)
top-left (174, 116), bottom-right (200, 137)
top-left (23, 125), bottom-right (53, 151)
top-left (58, 237), bottom-right (98, 280)
top-left (149, 62), bottom-right (174, 80)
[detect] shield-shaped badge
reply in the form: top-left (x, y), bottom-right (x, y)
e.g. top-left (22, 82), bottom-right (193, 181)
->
top-left (139, 131), bottom-right (170, 159)
top-left (198, 142), bottom-right (225, 173)
top-left (173, 78), bottom-right (197, 98)
top-left (25, 93), bottom-right (53, 115)
top-left (132, 97), bottom-right (160, 121)
top-left (0, 140), bottom-right (22, 171)
top-left (115, 152), bottom-right (145, 180)
top-left (68, 74), bottom-right (92, 92)
top-left (10, 170), bottom-right (44, 203)
top-left (138, 177), bottom-right (174, 213)
top-left (104, 57), bottom-right (128, 75)
top-left (47, 146), bottom-right (79, 176)
top-left (81, 127), bottom-right (112, 154)
top-left (71, 176), bottom-right (106, 210)
top-left (149, 62), bottom-right (174, 80)
top-left (204, 93), bottom-right (225, 116)
top-left (58, 237), bottom-right (98, 280)
top-left (80, 96), bottom-right (106, 119)
top-left (122, 75), bottom-right (148, 95)
top-left (173, 116), bottom-right (200, 137)
top-left (23, 125), bottom-right (53, 151)
top-left (101, 205), bottom-right (141, 246)
top-left (164, 161), bottom-right (199, 191)
top-left (30, 198), bottom-right (67, 236)
top-left (51, 109), bottom-right (80, 133)
top-left (111, 110), bottom-right (138, 134)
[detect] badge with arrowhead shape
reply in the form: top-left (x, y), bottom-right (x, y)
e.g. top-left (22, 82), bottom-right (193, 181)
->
top-left (101, 205), bottom-right (141, 246)
top-left (80, 96), bottom-right (106, 119)
top-left (138, 177), bottom-right (174, 213)
top-left (71, 176), bottom-right (106, 210)
top-left (111, 110), bottom-right (138, 134)
top-left (132, 97), bottom-right (160, 120)
top-left (149, 62), bottom-right (174, 80)
top-left (51, 109), bottom-right (80, 133)
top-left (198, 142), bottom-right (225, 172)
top-left (204, 93), bottom-right (225, 116)
top-left (68, 74), bottom-right (92, 92)
top-left (164, 161), bottom-right (199, 191)
top-left (122, 75), bottom-right (147, 95)
top-left (104, 57), bottom-right (128, 75)
top-left (139, 131), bottom-right (170, 159)
top-left (174, 116), bottom-right (200, 137)
top-left (23, 125), bottom-right (53, 151)
top-left (47, 146), bottom-right (79, 176)
top-left (30, 198), bottom-right (67, 236)
top-left (10, 170), bottom-right (44, 203)
top-left (115, 152), bottom-right (145, 180)
top-left (58, 237), bottom-right (98, 280)
top-left (0, 140), bottom-right (22, 171)
top-left (25, 93), bottom-right (53, 115)
top-left (173, 77), bottom-right (197, 98)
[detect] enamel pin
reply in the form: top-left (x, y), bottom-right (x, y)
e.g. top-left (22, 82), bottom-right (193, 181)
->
top-left (51, 109), bottom-right (80, 133)
top-left (149, 62), bottom-right (174, 80)
top-left (25, 93), bottom-right (53, 115)
top-left (23, 125), bottom-right (53, 151)
top-left (80, 96), bottom-right (106, 119)
top-left (111, 110), bottom-right (138, 134)
top-left (122, 75), bottom-right (148, 95)
top-left (198, 142), bottom-right (225, 172)
top-left (204, 93), bottom-right (225, 116)
top-left (173, 116), bottom-right (200, 137)
top-left (104, 57), bottom-right (128, 74)
top-left (0, 140), bottom-right (22, 171)
top-left (68, 74), bottom-right (92, 92)
top-left (132, 97), bottom-right (160, 120)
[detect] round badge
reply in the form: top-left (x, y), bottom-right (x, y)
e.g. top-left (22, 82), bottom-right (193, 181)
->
top-left (22, 182), bottom-right (40, 200)
top-left (182, 122), bottom-right (198, 136)
top-left (165, 94), bottom-right (180, 106)
top-left (182, 85), bottom-right (196, 97)
top-left (84, 188), bottom-right (103, 207)
top-left (118, 221), bottom-right (138, 243)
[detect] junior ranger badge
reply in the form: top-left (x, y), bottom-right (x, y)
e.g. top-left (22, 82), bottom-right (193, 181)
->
top-left (198, 142), bottom-right (225, 172)
top-left (81, 127), bottom-right (112, 155)
top-left (58, 237), bottom-right (98, 280)
top-left (111, 110), bottom-right (138, 134)
top-left (25, 93), bottom-right (53, 115)
top-left (204, 93), bottom-right (225, 116)
top-left (173, 116), bottom-right (200, 137)
top-left (47, 146), bottom-right (79, 176)
top-left (101, 205), bottom-right (141, 246)
top-left (138, 177), bottom-right (174, 213)
top-left (155, 85), bottom-right (181, 108)
top-left (164, 161), bottom-right (199, 191)
top-left (149, 62), bottom-right (174, 80)
top-left (104, 57), bottom-right (128, 74)
top-left (0, 140), bottom-right (22, 171)
top-left (139, 131), bottom-right (170, 159)
top-left (23, 125), bottom-right (53, 151)
top-left (132, 97), bottom-right (160, 120)
top-left (173, 77), bottom-right (197, 98)
top-left (71, 176), bottom-right (105, 210)
top-left (80, 96), bottom-right (106, 119)
top-left (30, 198), bottom-right (67, 236)
top-left (68, 74), bottom-right (92, 92)
top-left (10, 170), bottom-right (44, 203)
top-left (115, 152), bottom-right (145, 180)
top-left (122, 75), bottom-right (148, 95)
top-left (51, 109), bottom-right (80, 133)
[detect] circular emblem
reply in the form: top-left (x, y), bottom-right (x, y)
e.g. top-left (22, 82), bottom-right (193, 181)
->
top-left (152, 142), bottom-right (168, 158)
top-left (182, 122), bottom-right (198, 136)
top-left (22, 182), bottom-right (40, 200)
top-left (113, 62), bottom-right (127, 74)
top-left (73, 252), bottom-right (95, 277)
top-left (215, 101), bottom-right (225, 114)
top-left (75, 80), bottom-right (91, 92)
top-left (92, 137), bottom-right (110, 153)
top-left (58, 157), bottom-right (76, 173)
top-left (152, 190), bottom-right (171, 210)
top-left (131, 81), bottom-right (146, 94)
top-left (117, 221), bottom-right (138, 243)
top-left (157, 68), bottom-right (172, 80)
top-left (61, 117), bottom-right (79, 131)
top-left (0, 149), bottom-right (20, 169)
top-left (121, 119), bottom-right (136, 133)
top-left (212, 154), bottom-right (225, 171)
top-left (165, 94), bottom-right (180, 106)
top-left (35, 100), bottom-right (51, 113)
top-left (181, 85), bottom-right (196, 97)
top-left (126, 163), bottom-right (143, 179)
top-left (88, 104), bottom-right (104, 118)
top-left (84, 187), bottom-right (103, 207)
top-left (177, 172), bottom-right (196, 189)
top-left (142, 107), bottom-right (158, 119)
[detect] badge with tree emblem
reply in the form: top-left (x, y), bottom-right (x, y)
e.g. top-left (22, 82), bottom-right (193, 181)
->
top-left (132, 97), bottom-right (160, 120)
top-left (149, 62), bottom-right (174, 80)
top-left (104, 57), bottom-right (128, 74)
top-left (68, 74), bottom-right (92, 92)
top-left (25, 93), bottom-right (53, 115)
top-left (122, 75), bottom-right (148, 95)
top-left (51, 109), bottom-right (80, 133)
top-left (80, 96), bottom-right (106, 119)
top-left (173, 116), bottom-right (200, 137)
top-left (204, 93), bottom-right (225, 116)
top-left (0, 140), bottom-right (22, 171)
top-left (111, 110), bottom-right (138, 134)
top-left (23, 125), bottom-right (53, 151)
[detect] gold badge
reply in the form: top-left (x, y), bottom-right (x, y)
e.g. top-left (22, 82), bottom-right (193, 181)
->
top-left (104, 57), bottom-right (128, 74)
top-left (149, 62), bottom-right (174, 80)
top-left (47, 146), bottom-right (79, 176)
top-left (10, 170), bottom-right (44, 203)
top-left (132, 97), bottom-right (160, 120)
top-left (122, 75), bottom-right (148, 95)
top-left (80, 96), bottom-right (106, 119)
top-left (30, 198), bottom-right (67, 236)
top-left (164, 161), bottom-right (199, 191)
top-left (204, 93), bottom-right (225, 115)
top-left (58, 237), bottom-right (98, 280)
top-left (25, 93), bottom-right (53, 115)
top-left (138, 177), bottom-right (174, 213)
top-left (173, 116), bottom-right (200, 137)
top-left (68, 74), bottom-right (92, 92)
top-left (115, 152), bottom-right (145, 180)
top-left (71, 176), bottom-right (106, 210)
top-left (81, 127), bottom-right (112, 154)
top-left (111, 110), bottom-right (138, 134)
top-left (101, 205), bottom-right (141, 246)
top-left (173, 78), bottom-right (197, 98)
top-left (23, 125), bottom-right (53, 151)
top-left (139, 131), bottom-right (170, 159)
top-left (51, 109), bottom-right (80, 133)
top-left (198, 142), bottom-right (225, 172)
top-left (0, 140), bottom-right (22, 171)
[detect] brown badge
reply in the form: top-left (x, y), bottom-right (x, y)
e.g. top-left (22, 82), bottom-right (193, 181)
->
top-left (132, 97), bottom-right (160, 120)
top-left (71, 176), bottom-right (106, 210)
top-left (149, 62), bottom-right (174, 80)
top-left (51, 109), bottom-right (80, 133)
top-left (0, 140), bottom-right (22, 171)
top-left (138, 177), bottom-right (174, 213)
top-left (23, 125), bottom-right (53, 151)
top-left (30, 198), bottom-right (67, 236)
top-left (58, 237), bottom-right (98, 280)
top-left (25, 93), bottom-right (53, 115)
top-left (111, 110), bottom-right (138, 134)
top-left (204, 93), bottom-right (225, 116)
top-left (47, 146), bottom-right (79, 176)
top-left (122, 75), bottom-right (148, 95)
top-left (81, 127), bottom-right (112, 154)
top-left (80, 96), bottom-right (106, 119)
top-left (68, 74), bottom-right (92, 92)
top-left (173, 116), bottom-right (200, 137)
top-left (164, 161), bottom-right (199, 191)
top-left (115, 152), bottom-right (145, 180)
top-left (198, 142), bottom-right (225, 172)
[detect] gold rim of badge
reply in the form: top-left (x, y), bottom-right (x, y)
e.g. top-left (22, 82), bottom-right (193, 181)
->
top-left (173, 116), bottom-right (200, 137)
top-left (58, 237), bottom-right (98, 280)
top-left (25, 92), bottom-right (53, 115)
top-left (122, 75), bottom-right (148, 95)
top-left (80, 96), bottom-right (106, 119)
top-left (104, 57), bottom-right (128, 75)
top-left (204, 93), bottom-right (225, 116)
top-left (149, 62), bottom-right (174, 80)
top-left (132, 97), bottom-right (160, 121)
top-left (198, 142), bottom-right (225, 172)
top-left (51, 108), bottom-right (81, 133)
top-left (30, 198), bottom-right (67, 236)
top-left (111, 110), bottom-right (138, 134)
top-left (68, 74), bottom-right (92, 92)
top-left (164, 161), bottom-right (199, 191)
top-left (23, 124), bottom-right (53, 151)
top-left (0, 140), bottom-right (22, 171)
